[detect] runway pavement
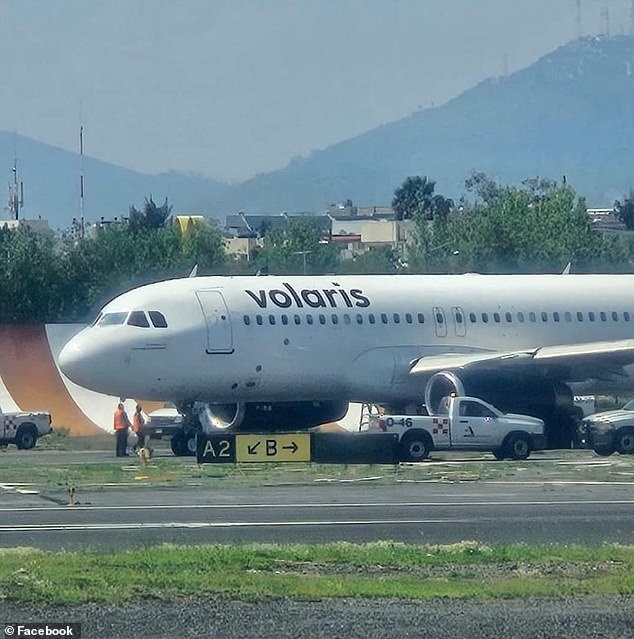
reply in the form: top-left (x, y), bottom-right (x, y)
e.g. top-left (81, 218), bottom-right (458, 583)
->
top-left (1, 449), bottom-right (634, 549)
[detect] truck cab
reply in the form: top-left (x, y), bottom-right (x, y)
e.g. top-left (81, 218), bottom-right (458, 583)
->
top-left (0, 407), bottom-right (52, 450)
top-left (371, 396), bottom-right (545, 462)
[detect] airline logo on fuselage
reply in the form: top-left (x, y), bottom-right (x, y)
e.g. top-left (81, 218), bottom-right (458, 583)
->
top-left (245, 282), bottom-right (371, 309)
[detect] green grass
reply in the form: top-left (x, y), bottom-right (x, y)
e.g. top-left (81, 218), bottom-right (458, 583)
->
top-left (0, 542), bottom-right (633, 605)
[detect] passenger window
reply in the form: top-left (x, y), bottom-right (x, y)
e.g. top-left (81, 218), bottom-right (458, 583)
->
top-left (482, 313), bottom-right (488, 323)
top-left (356, 314), bottom-right (363, 324)
top-left (331, 314), bottom-right (338, 325)
top-left (456, 312), bottom-right (463, 324)
top-left (405, 313), bottom-right (413, 324)
top-left (541, 312), bottom-right (548, 322)
top-left (148, 311), bottom-right (168, 328)
top-left (281, 315), bottom-right (289, 325)
top-left (577, 312), bottom-right (583, 322)
top-left (600, 311), bottom-right (607, 322)
top-left (344, 314), bottom-right (351, 325)
top-left (393, 313), bottom-right (400, 324)
top-left (612, 311), bottom-right (619, 321)
top-left (505, 312), bottom-right (512, 323)
top-left (243, 315), bottom-right (251, 326)
top-left (469, 313), bottom-right (477, 323)
top-left (436, 312), bottom-right (444, 324)
top-left (100, 312), bottom-right (128, 326)
top-left (381, 313), bottom-right (388, 324)
top-left (565, 312), bottom-right (572, 322)
top-left (529, 312), bottom-right (536, 323)
top-left (256, 315), bottom-right (263, 326)
top-left (319, 314), bottom-right (326, 325)
top-left (553, 312), bottom-right (560, 322)
top-left (588, 312), bottom-right (595, 322)
top-left (268, 314), bottom-right (276, 325)
top-left (127, 311), bottom-right (150, 328)
top-left (306, 314), bottom-right (314, 325)
top-left (493, 313), bottom-right (500, 323)
top-left (417, 313), bottom-right (425, 323)
top-left (517, 312), bottom-right (525, 323)
top-left (369, 313), bottom-right (376, 325)
top-left (294, 314), bottom-right (301, 325)
top-left (625, 312), bottom-right (631, 322)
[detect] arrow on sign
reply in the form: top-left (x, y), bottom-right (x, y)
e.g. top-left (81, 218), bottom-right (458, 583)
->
top-left (282, 442), bottom-right (298, 454)
top-left (247, 442), bottom-right (261, 454)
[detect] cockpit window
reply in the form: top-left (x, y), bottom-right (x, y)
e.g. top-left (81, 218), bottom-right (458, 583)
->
top-left (99, 312), bottom-right (128, 326)
top-left (127, 310), bottom-right (150, 328)
top-left (148, 311), bottom-right (168, 328)
top-left (91, 313), bottom-right (103, 327)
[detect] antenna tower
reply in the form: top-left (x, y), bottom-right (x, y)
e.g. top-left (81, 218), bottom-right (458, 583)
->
top-left (7, 155), bottom-right (24, 221)
top-left (601, 3), bottom-right (610, 36)
top-left (79, 125), bottom-right (85, 239)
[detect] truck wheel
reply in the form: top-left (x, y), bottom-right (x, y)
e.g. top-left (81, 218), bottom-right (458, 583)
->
top-left (615, 427), bottom-right (634, 455)
top-left (505, 433), bottom-right (531, 461)
top-left (170, 433), bottom-right (186, 456)
top-left (398, 431), bottom-right (431, 462)
top-left (492, 448), bottom-right (505, 460)
top-left (593, 445), bottom-right (615, 457)
top-left (15, 424), bottom-right (38, 450)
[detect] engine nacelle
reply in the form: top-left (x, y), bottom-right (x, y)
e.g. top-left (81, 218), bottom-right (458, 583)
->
top-left (199, 400), bottom-right (348, 433)
top-left (425, 370), bottom-right (575, 448)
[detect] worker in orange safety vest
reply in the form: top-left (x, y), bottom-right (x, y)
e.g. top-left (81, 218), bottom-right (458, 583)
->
top-left (113, 403), bottom-right (131, 457)
top-left (132, 404), bottom-right (146, 453)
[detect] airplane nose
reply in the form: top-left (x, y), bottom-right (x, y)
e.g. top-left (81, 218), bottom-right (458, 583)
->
top-left (58, 337), bottom-right (87, 385)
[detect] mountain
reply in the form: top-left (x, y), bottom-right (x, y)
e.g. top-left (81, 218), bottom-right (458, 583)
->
top-left (0, 132), bottom-right (230, 229)
top-left (3, 35), bottom-right (633, 227)
top-left (218, 35), bottom-right (634, 211)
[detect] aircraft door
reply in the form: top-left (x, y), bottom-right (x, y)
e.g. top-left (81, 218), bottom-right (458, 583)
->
top-left (451, 306), bottom-right (466, 337)
top-left (196, 290), bottom-right (234, 354)
top-left (433, 306), bottom-right (447, 337)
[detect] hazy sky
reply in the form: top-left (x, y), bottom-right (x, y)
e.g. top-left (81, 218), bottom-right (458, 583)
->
top-left (0, 0), bottom-right (631, 181)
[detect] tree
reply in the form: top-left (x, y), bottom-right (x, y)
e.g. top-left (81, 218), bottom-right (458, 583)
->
top-left (409, 175), bottom-right (626, 274)
top-left (257, 218), bottom-right (337, 275)
top-left (614, 191), bottom-right (634, 230)
top-left (392, 176), bottom-right (436, 221)
top-left (128, 196), bottom-right (172, 233)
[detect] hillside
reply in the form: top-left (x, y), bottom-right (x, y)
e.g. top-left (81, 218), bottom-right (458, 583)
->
top-left (0, 132), bottom-right (229, 228)
top-left (2, 35), bottom-right (633, 227)
top-left (219, 35), bottom-right (634, 211)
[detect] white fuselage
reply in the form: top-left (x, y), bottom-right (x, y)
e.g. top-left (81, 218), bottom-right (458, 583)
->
top-left (58, 274), bottom-right (634, 405)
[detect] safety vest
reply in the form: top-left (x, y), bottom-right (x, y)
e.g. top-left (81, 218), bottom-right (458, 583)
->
top-left (113, 409), bottom-right (129, 431)
top-left (133, 412), bottom-right (144, 433)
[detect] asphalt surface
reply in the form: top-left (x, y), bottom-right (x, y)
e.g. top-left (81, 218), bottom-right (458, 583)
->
top-left (2, 449), bottom-right (634, 638)
top-left (1, 450), bottom-right (634, 549)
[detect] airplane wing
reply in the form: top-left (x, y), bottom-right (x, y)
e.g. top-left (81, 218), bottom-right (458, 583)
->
top-left (409, 338), bottom-right (634, 382)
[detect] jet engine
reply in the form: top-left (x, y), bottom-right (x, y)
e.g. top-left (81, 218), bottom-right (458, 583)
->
top-left (197, 399), bottom-right (349, 433)
top-left (424, 369), bottom-right (576, 448)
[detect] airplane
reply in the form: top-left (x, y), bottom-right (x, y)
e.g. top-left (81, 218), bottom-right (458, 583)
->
top-left (58, 273), bottom-right (634, 448)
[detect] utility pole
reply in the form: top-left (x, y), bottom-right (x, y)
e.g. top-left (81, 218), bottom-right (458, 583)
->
top-left (79, 125), bottom-right (85, 239)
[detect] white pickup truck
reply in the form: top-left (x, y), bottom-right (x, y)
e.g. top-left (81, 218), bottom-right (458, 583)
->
top-left (370, 396), bottom-right (546, 462)
top-left (0, 407), bottom-right (52, 450)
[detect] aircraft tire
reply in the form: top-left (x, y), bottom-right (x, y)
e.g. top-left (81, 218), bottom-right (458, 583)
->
top-left (504, 433), bottom-right (531, 461)
top-left (615, 427), bottom-right (634, 455)
top-left (492, 448), bottom-right (505, 460)
top-left (593, 445), bottom-right (615, 457)
top-left (398, 431), bottom-right (431, 462)
top-left (170, 432), bottom-right (187, 456)
top-left (184, 432), bottom-right (197, 457)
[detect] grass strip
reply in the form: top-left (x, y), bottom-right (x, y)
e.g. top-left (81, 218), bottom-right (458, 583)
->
top-left (1, 541), bottom-right (633, 605)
